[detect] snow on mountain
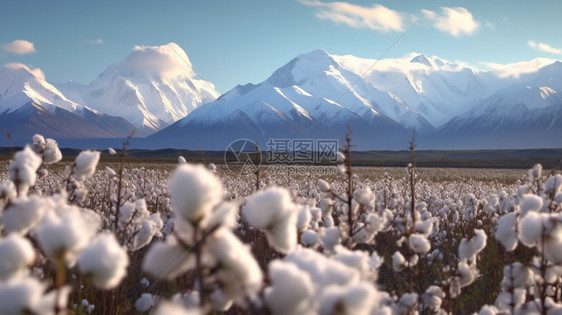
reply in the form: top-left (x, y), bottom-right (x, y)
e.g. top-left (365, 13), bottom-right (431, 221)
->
top-left (431, 61), bottom-right (562, 149)
top-left (146, 49), bottom-right (420, 150)
top-left (0, 63), bottom-right (139, 144)
top-left (57, 43), bottom-right (219, 134)
top-left (333, 53), bottom-right (513, 127)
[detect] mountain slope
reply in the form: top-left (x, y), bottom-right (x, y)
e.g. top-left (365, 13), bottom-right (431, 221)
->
top-left (57, 43), bottom-right (219, 134)
top-left (0, 63), bottom-right (138, 145)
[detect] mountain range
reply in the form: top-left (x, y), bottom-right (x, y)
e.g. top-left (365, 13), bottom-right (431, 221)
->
top-left (1, 43), bottom-right (561, 150)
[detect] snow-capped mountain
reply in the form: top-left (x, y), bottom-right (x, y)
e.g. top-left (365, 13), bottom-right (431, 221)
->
top-left (145, 49), bottom-right (430, 150)
top-left (333, 53), bottom-right (517, 127)
top-left (57, 43), bottom-right (219, 134)
top-left (431, 61), bottom-right (562, 149)
top-left (0, 63), bottom-right (137, 144)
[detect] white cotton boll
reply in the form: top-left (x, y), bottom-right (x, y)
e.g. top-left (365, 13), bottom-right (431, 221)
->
top-left (133, 213), bottom-right (164, 250)
top-left (319, 198), bottom-right (333, 218)
top-left (8, 146), bottom-right (42, 196)
top-left (205, 228), bottom-right (262, 303)
top-left (173, 291), bottom-right (200, 308)
top-left (317, 179), bottom-right (331, 193)
top-left (208, 289), bottom-right (232, 311)
top-left (333, 246), bottom-right (378, 281)
top-left (322, 227), bottom-right (340, 251)
top-left (319, 282), bottom-right (379, 315)
top-left (140, 277), bottom-right (150, 288)
top-left (337, 151), bottom-right (345, 162)
top-left (415, 219), bottom-right (433, 236)
top-left (520, 194), bottom-right (544, 217)
top-left (479, 305), bottom-right (499, 315)
top-left (207, 163), bottom-right (216, 172)
top-left (495, 213), bottom-right (518, 251)
top-left (518, 211), bottom-right (544, 247)
top-left (42, 138), bottom-right (62, 165)
top-left (265, 260), bottom-right (314, 315)
top-left (203, 200), bottom-right (239, 231)
top-left (495, 289), bottom-right (526, 310)
top-left (459, 229), bottom-right (487, 261)
top-left (108, 147), bottom-right (117, 156)
top-left (0, 234), bottom-right (36, 281)
top-left (105, 166), bottom-right (116, 177)
top-left (32, 134), bottom-right (45, 152)
top-left (77, 233), bottom-right (129, 289)
top-left (337, 164), bottom-right (347, 176)
top-left (169, 164), bottom-right (224, 225)
top-left (74, 150), bottom-right (100, 181)
top-left (423, 286), bottom-right (445, 312)
top-left (297, 206), bottom-right (311, 232)
top-left (392, 251), bottom-right (406, 271)
top-left (543, 236), bottom-right (562, 264)
top-left (394, 292), bottom-right (418, 314)
top-left (409, 234), bottom-right (431, 254)
top-left (301, 230), bottom-right (319, 248)
top-left (324, 215), bottom-right (334, 228)
top-left (545, 174), bottom-right (562, 194)
top-left (178, 156), bottom-right (187, 164)
top-left (353, 187), bottom-right (375, 207)
top-left (243, 187), bottom-right (295, 229)
top-left (458, 260), bottom-right (477, 287)
top-left (135, 293), bottom-right (155, 312)
top-left (501, 263), bottom-right (532, 289)
top-left (0, 276), bottom-right (45, 314)
top-left (142, 236), bottom-right (194, 280)
top-left (36, 204), bottom-right (100, 266)
top-left (243, 187), bottom-right (298, 253)
top-left (2, 195), bottom-right (47, 235)
top-left (33, 285), bottom-right (71, 314)
top-left (153, 301), bottom-right (201, 315)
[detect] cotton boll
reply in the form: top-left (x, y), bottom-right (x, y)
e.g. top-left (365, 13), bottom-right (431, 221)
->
top-left (77, 233), bottom-right (129, 289)
top-left (135, 293), bottom-right (155, 312)
top-left (142, 236), bottom-right (194, 279)
top-left (108, 147), bottom-right (117, 156)
top-left (333, 246), bottom-right (378, 281)
top-left (520, 194), bottom-right (544, 216)
top-left (105, 166), bottom-right (116, 177)
top-left (337, 164), bottom-right (347, 176)
top-left (545, 174), bottom-right (562, 195)
top-left (133, 213), bottom-right (164, 250)
top-left (0, 276), bottom-right (46, 314)
top-left (73, 150), bottom-right (100, 181)
top-left (392, 251), bottom-right (406, 272)
top-left (265, 260), bottom-right (314, 315)
top-left (319, 282), bottom-right (379, 315)
top-left (207, 163), bottom-right (217, 172)
top-left (394, 293), bottom-right (418, 314)
top-left (205, 228), bottom-right (262, 303)
top-left (457, 260), bottom-right (477, 287)
top-left (173, 291), bottom-right (200, 308)
top-left (415, 219), bottom-right (433, 237)
top-left (153, 301), bottom-right (201, 315)
top-left (458, 229), bottom-right (487, 261)
top-left (495, 213), bottom-right (518, 251)
top-left (317, 179), bottom-right (331, 193)
top-left (8, 146), bottom-right (42, 196)
top-left (36, 204), bottom-right (100, 266)
top-left (42, 139), bottom-right (62, 165)
top-left (319, 198), bottom-right (333, 218)
top-left (2, 195), bottom-right (47, 235)
top-left (297, 205), bottom-right (312, 232)
top-left (518, 211), bottom-right (545, 247)
top-left (301, 230), bottom-right (319, 248)
top-left (321, 227), bottom-right (340, 251)
top-left (543, 235), bottom-right (562, 264)
top-left (423, 286), bottom-right (445, 312)
top-left (209, 289), bottom-right (232, 311)
top-left (169, 164), bottom-right (224, 225)
top-left (501, 263), bottom-right (532, 289)
top-left (478, 305), bottom-right (499, 315)
top-left (409, 234), bottom-right (431, 254)
top-left (0, 234), bottom-right (35, 281)
top-left (243, 187), bottom-right (298, 253)
top-left (353, 187), bottom-right (375, 208)
top-left (178, 156), bottom-right (187, 164)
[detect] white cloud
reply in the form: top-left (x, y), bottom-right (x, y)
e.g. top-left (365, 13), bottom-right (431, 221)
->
top-left (528, 40), bottom-right (561, 55)
top-left (88, 38), bottom-right (104, 45)
top-left (480, 58), bottom-right (557, 78)
top-left (117, 43), bottom-right (195, 79)
top-left (3, 63), bottom-right (46, 81)
top-left (2, 40), bottom-right (36, 55)
top-left (422, 7), bottom-right (479, 37)
top-left (297, 0), bottom-right (404, 32)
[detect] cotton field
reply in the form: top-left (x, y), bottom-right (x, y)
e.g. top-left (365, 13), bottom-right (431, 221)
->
top-left (1, 135), bottom-right (562, 315)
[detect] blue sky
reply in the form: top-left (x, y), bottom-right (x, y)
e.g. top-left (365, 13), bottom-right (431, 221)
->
top-left (1, 0), bottom-right (561, 93)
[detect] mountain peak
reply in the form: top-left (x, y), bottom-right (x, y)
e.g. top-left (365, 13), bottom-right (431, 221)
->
top-left (410, 54), bottom-right (432, 67)
top-left (266, 48), bottom-right (337, 87)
